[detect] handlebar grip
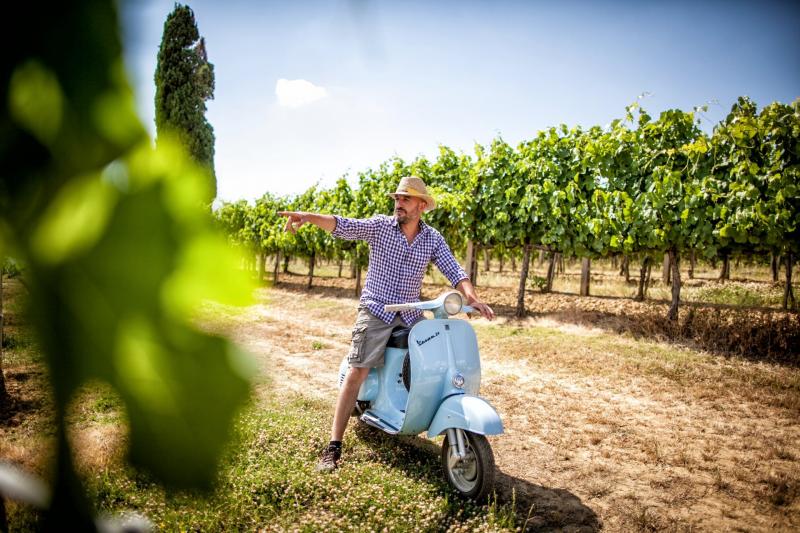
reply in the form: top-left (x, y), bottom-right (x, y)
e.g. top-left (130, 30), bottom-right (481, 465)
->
top-left (462, 305), bottom-right (475, 314)
top-left (384, 304), bottom-right (412, 312)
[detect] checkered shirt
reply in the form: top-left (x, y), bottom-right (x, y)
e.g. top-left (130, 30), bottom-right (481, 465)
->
top-left (332, 215), bottom-right (469, 325)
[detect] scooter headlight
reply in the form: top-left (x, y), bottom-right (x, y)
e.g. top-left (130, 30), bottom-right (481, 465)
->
top-left (443, 292), bottom-right (463, 315)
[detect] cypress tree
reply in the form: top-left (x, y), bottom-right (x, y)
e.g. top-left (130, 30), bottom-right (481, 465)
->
top-left (154, 3), bottom-right (216, 200)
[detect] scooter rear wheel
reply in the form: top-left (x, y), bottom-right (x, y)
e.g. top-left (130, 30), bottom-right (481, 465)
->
top-left (441, 431), bottom-right (495, 501)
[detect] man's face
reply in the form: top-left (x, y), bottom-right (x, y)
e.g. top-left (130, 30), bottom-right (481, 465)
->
top-left (393, 195), bottom-right (426, 225)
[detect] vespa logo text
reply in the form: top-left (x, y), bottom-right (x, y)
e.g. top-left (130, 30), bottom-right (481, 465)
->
top-left (416, 331), bottom-right (440, 346)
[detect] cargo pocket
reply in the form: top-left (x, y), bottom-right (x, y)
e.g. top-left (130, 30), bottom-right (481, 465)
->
top-left (348, 325), bottom-right (368, 363)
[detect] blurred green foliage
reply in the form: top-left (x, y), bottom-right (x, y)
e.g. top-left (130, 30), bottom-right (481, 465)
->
top-left (1, 0), bottom-right (254, 529)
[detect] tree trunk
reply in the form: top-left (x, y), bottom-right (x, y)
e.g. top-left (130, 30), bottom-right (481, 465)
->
top-left (0, 269), bottom-right (6, 403)
top-left (516, 245), bottom-right (531, 318)
top-left (611, 255), bottom-right (618, 270)
top-left (465, 240), bottom-right (478, 286)
top-left (718, 254), bottom-right (730, 281)
top-left (258, 251), bottom-right (266, 282)
top-left (544, 252), bottom-right (557, 293)
top-left (784, 253), bottom-right (796, 310)
top-left (511, 253), bottom-right (517, 272)
top-left (538, 250), bottom-right (545, 266)
top-left (662, 253), bottom-right (671, 285)
top-left (619, 255), bottom-right (630, 282)
top-left (283, 255), bottom-right (290, 274)
top-left (338, 258), bottom-right (343, 278)
top-left (273, 251), bottom-right (281, 284)
top-left (580, 258), bottom-right (591, 296)
top-left (688, 249), bottom-right (696, 280)
top-left (771, 254), bottom-right (780, 283)
top-left (483, 248), bottom-right (491, 272)
top-left (557, 253), bottom-right (565, 275)
top-left (498, 255), bottom-right (504, 273)
top-left (667, 248), bottom-right (681, 321)
top-left (635, 256), bottom-right (651, 301)
top-left (350, 257), bottom-right (356, 279)
top-left (307, 251), bottom-right (315, 289)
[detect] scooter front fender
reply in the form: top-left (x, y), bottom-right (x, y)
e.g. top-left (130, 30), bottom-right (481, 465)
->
top-left (427, 394), bottom-right (503, 438)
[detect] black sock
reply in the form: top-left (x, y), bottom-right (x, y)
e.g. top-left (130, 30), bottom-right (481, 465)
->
top-left (329, 440), bottom-right (342, 449)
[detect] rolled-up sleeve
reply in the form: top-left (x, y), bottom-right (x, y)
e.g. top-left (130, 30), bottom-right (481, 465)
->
top-left (331, 215), bottom-right (379, 242)
top-left (431, 236), bottom-right (469, 288)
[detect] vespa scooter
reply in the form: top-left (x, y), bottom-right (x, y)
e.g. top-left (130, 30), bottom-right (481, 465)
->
top-left (337, 291), bottom-right (503, 500)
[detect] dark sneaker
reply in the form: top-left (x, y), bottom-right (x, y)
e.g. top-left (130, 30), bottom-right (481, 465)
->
top-left (316, 444), bottom-right (341, 472)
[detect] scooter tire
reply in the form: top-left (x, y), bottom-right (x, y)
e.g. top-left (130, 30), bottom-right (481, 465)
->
top-left (441, 431), bottom-right (495, 502)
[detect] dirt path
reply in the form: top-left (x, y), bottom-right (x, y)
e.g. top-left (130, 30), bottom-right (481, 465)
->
top-left (226, 286), bottom-right (800, 532)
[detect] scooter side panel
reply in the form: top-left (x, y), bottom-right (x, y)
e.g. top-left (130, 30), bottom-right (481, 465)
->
top-left (363, 347), bottom-right (410, 433)
top-left (426, 394), bottom-right (504, 438)
top-left (337, 356), bottom-right (379, 402)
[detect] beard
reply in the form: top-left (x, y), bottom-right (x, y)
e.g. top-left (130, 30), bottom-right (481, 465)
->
top-left (394, 208), bottom-right (409, 225)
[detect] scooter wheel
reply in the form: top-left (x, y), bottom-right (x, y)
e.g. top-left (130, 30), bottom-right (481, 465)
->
top-left (441, 431), bottom-right (495, 502)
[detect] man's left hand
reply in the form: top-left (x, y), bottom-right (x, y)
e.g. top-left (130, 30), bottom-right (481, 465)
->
top-left (467, 298), bottom-right (495, 320)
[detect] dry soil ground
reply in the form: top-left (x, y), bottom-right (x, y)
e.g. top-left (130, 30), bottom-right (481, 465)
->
top-left (219, 276), bottom-right (800, 532)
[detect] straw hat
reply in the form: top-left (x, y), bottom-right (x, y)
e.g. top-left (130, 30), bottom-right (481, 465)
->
top-left (388, 176), bottom-right (436, 212)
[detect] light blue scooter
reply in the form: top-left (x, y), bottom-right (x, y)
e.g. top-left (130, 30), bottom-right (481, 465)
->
top-left (337, 291), bottom-right (504, 500)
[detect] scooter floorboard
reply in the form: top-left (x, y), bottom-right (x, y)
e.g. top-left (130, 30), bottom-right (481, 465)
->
top-left (360, 410), bottom-right (400, 434)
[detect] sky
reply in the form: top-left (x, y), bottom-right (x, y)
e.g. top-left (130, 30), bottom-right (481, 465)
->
top-left (121, 0), bottom-right (800, 204)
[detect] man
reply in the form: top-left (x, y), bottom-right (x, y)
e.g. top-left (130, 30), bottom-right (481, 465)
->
top-left (279, 176), bottom-right (494, 472)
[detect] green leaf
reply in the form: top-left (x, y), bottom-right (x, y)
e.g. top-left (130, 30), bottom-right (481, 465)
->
top-left (8, 60), bottom-right (64, 145)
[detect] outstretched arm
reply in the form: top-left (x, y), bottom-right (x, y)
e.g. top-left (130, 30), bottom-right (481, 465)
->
top-left (277, 211), bottom-right (336, 234)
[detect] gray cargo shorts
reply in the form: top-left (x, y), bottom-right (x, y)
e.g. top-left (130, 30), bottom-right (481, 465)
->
top-left (348, 305), bottom-right (409, 368)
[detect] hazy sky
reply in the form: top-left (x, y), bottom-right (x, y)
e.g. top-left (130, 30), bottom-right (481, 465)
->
top-left (121, 0), bottom-right (800, 203)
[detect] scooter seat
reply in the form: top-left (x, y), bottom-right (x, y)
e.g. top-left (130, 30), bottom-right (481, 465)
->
top-left (386, 325), bottom-right (411, 349)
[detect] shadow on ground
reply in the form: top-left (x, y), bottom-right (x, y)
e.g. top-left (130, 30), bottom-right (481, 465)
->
top-left (353, 423), bottom-right (600, 532)
top-left (0, 370), bottom-right (47, 427)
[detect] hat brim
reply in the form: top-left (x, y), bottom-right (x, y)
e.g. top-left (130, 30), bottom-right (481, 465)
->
top-left (388, 192), bottom-right (436, 212)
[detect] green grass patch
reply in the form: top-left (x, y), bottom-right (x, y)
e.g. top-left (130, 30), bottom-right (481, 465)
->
top-left (192, 299), bottom-right (255, 326)
top-left (51, 393), bottom-right (518, 531)
top-left (693, 282), bottom-right (784, 308)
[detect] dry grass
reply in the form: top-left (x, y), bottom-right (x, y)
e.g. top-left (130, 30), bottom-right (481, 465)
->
top-left (275, 257), bottom-right (800, 362)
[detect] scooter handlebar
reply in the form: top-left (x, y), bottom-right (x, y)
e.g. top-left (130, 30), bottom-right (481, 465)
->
top-left (383, 303), bottom-right (476, 315)
top-left (384, 303), bottom-right (415, 312)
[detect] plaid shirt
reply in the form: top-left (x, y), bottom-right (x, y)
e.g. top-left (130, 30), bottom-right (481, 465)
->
top-left (332, 215), bottom-right (469, 324)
